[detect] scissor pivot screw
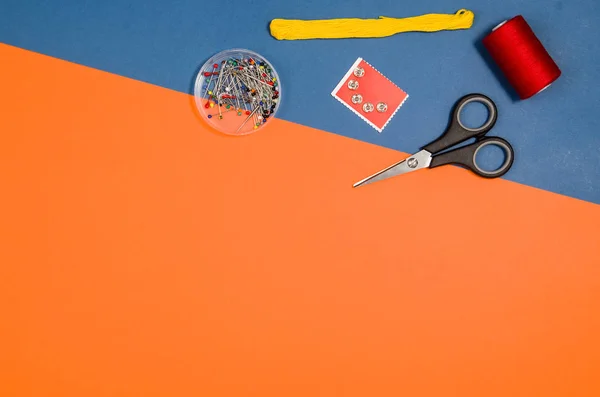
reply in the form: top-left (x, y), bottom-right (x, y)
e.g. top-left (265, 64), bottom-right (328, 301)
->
top-left (407, 158), bottom-right (418, 168)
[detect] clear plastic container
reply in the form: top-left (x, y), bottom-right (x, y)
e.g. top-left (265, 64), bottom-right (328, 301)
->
top-left (193, 49), bottom-right (282, 136)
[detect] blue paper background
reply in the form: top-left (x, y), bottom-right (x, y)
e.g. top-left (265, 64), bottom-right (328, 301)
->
top-left (2, 0), bottom-right (599, 202)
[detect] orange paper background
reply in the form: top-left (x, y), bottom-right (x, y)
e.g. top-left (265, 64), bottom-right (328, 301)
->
top-left (1, 43), bottom-right (599, 396)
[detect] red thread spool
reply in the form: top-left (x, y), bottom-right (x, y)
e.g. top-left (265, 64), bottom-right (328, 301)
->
top-left (483, 16), bottom-right (561, 100)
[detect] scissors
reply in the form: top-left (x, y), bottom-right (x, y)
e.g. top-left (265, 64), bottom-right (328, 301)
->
top-left (353, 93), bottom-right (514, 188)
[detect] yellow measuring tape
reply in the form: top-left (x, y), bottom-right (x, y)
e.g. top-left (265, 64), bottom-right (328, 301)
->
top-left (270, 9), bottom-right (474, 40)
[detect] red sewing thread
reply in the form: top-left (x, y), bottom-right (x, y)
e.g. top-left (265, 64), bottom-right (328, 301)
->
top-left (483, 16), bottom-right (561, 100)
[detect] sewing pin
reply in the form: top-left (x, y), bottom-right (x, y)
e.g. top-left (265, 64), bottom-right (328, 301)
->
top-left (235, 105), bottom-right (260, 133)
top-left (203, 63), bottom-right (219, 98)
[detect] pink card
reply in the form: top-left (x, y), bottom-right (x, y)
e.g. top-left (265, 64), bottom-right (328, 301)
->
top-left (331, 58), bottom-right (408, 133)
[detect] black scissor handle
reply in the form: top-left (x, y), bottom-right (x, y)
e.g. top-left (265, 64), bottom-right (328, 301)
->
top-left (422, 94), bottom-right (498, 155)
top-left (429, 136), bottom-right (514, 178)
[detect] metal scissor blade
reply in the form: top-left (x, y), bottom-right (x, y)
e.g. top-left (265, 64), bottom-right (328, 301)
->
top-left (353, 150), bottom-right (432, 188)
